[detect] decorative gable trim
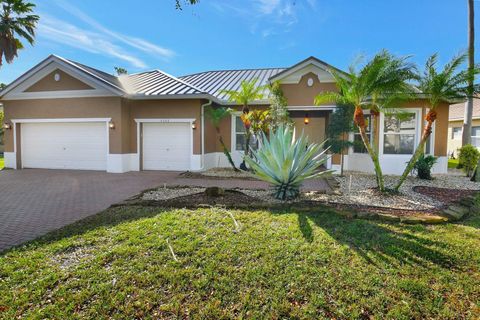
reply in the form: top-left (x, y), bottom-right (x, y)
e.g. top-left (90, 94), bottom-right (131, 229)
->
top-left (1, 55), bottom-right (124, 101)
top-left (269, 56), bottom-right (347, 84)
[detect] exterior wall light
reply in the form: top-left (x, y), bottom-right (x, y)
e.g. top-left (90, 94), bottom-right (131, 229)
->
top-left (191, 121), bottom-right (197, 130)
top-left (304, 113), bottom-right (309, 125)
top-left (109, 121), bottom-right (115, 129)
top-left (3, 122), bottom-right (11, 130)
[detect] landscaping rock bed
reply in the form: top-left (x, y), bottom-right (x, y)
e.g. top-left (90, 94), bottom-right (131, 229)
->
top-left (306, 173), bottom-right (480, 211)
top-left (180, 168), bottom-right (258, 180)
top-left (120, 172), bottom-right (479, 225)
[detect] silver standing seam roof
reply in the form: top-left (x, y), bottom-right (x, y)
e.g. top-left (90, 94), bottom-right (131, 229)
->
top-left (179, 68), bottom-right (286, 101)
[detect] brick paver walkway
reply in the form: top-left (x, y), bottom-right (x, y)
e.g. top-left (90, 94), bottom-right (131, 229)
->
top-left (0, 169), bottom-right (330, 251)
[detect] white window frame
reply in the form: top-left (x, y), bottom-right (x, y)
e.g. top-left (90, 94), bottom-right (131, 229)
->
top-left (451, 127), bottom-right (462, 140)
top-left (471, 126), bottom-right (480, 147)
top-left (379, 108), bottom-right (422, 156)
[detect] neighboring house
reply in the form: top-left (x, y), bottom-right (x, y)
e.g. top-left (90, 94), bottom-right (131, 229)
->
top-left (0, 55), bottom-right (450, 174)
top-left (447, 98), bottom-right (480, 157)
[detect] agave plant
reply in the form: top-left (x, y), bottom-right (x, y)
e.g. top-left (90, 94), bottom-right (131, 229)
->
top-left (245, 125), bottom-right (331, 200)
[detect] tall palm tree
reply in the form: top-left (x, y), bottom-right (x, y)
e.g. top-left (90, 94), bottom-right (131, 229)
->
top-left (220, 79), bottom-right (266, 169)
top-left (315, 50), bottom-right (416, 192)
top-left (205, 106), bottom-right (239, 171)
top-left (462, 0), bottom-right (475, 146)
top-left (0, 0), bottom-right (39, 66)
top-left (395, 53), bottom-right (479, 191)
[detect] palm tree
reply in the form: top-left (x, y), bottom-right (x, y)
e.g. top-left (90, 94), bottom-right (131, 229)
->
top-left (315, 50), bottom-right (416, 192)
top-left (395, 53), bottom-right (479, 191)
top-left (220, 79), bottom-right (266, 169)
top-left (205, 106), bottom-right (239, 171)
top-left (462, 0), bottom-right (475, 146)
top-left (0, 0), bottom-right (39, 66)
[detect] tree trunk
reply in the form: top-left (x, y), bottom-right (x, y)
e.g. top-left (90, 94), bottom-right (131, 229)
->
top-left (395, 110), bottom-right (437, 191)
top-left (219, 135), bottom-right (239, 171)
top-left (354, 106), bottom-right (385, 191)
top-left (462, 0), bottom-right (475, 146)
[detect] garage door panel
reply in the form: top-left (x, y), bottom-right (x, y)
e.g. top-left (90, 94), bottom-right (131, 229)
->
top-left (142, 122), bottom-right (191, 171)
top-left (21, 122), bottom-right (107, 171)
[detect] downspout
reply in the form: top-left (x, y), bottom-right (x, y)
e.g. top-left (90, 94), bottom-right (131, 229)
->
top-left (200, 99), bottom-right (213, 171)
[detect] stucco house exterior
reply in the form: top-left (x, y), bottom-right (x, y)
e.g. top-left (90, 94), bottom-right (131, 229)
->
top-left (0, 55), bottom-right (450, 174)
top-left (447, 98), bottom-right (480, 157)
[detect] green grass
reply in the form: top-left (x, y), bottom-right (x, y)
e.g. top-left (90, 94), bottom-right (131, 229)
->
top-left (448, 158), bottom-right (459, 169)
top-left (1, 204), bottom-right (480, 319)
top-left (0, 156), bottom-right (3, 170)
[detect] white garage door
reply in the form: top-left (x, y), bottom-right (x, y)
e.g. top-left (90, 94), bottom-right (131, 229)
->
top-left (21, 122), bottom-right (108, 170)
top-left (142, 122), bottom-right (191, 171)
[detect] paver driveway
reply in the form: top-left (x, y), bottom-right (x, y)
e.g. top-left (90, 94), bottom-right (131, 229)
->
top-left (0, 169), bottom-right (179, 251)
top-left (0, 169), bottom-right (331, 252)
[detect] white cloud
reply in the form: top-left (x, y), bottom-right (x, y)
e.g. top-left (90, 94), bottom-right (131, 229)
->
top-left (53, 0), bottom-right (175, 59)
top-left (256, 0), bottom-right (281, 14)
top-left (37, 15), bottom-right (147, 68)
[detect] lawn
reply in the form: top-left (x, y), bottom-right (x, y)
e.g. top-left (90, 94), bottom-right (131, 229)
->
top-left (448, 158), bottom-right (459, 169)
top-left (1, 204), bottom-right (479, 319)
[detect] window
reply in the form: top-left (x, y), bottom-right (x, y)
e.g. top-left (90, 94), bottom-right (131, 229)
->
top-left (353, 114), bottom-right (372, 153)
top-left (452, 127), bottom-right (462, 140)
top-left (234, 116), bottom-right (258, 151)
top-left (383, 112), bottom-right (416, 154)
top-left (472, 126), bottom-right (480, 147)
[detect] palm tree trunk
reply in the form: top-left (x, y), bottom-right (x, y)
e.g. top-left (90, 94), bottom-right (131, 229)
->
top-left (462, 0), bottom-right (475, 146)
top-left (395, 110), bottom-right (436, 191)
top-left (354, 106), bottom-right (385, 191)
top-left (219, 136), bottom-right (239, 172)
top-left (215, 127), bottom-right (239, 171)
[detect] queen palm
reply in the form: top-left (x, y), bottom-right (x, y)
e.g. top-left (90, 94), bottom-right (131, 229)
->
top-left (205, 106), bottom-right (239, 171)
top-left (395, 53), bottom-right (479, 191)
top-left (314, 50), bottom-right (416, 191)
top-left (0, 0), bottom-right (39, 66)
top-left (220, 79), bottom-right (266, 169)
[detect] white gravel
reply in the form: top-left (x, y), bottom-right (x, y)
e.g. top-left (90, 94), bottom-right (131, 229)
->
top-left (305, 173), bottom-right (480, 210)
top-left (142, 187), bottom-right (204, 201)
top-left (201, 168), bottom-right (256, 179)
top-left (139, 172), bottom-right (479, 210)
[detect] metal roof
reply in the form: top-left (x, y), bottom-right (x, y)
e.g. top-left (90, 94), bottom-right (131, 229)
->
top-left (122, 70), bottom-right (205, 96)
top-left (179, 68), bottom-right (286, 101)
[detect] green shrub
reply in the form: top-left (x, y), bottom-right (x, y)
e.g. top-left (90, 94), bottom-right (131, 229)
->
top-left (413, 154), bottom-right (437, 180)
top-left (245, 125), bottom-right (331, 200)
top-left (458, 144), bottom-right (480, 177)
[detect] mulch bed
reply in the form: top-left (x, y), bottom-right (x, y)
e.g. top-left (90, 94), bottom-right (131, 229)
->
top-left (413, 186), bottom-right (477, 205)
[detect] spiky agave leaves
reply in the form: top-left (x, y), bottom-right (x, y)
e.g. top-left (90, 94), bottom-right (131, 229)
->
top-left (245, 125), bottom-right (331, 200)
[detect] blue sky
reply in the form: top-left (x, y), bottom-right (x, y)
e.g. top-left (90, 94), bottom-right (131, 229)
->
top-left (1, 0), bottom-right (479, 84)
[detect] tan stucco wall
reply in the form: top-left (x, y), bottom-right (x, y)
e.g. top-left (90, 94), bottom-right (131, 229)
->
top-left (25, 69), bottom-right (93, 92)
top-left (448, 118), bottom-right (480, 156)
top-left (2, 97), bottom-right (124, 153)
top-left (127, 99), bottom-right (203, 154)
top-left (280, 72), bottom-right (338, 107)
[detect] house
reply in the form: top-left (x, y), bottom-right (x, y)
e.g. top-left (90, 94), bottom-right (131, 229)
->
top-left (0, 55), bottom-right (450, 174)
top-left (447, 98), bottom-right (480, 157)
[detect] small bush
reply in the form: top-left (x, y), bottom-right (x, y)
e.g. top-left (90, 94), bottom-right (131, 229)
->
top-left (458, 144), bottom-right (480, 177)
top-left (413, 154), bottom-right (437, 180)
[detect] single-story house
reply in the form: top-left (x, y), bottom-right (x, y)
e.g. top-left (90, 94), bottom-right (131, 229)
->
top-left (447, 98), bottom-right (480, 157)
top-left (0, 55), bottom-right (450, 174)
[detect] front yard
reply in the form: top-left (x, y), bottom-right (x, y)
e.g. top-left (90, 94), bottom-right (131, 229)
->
top-left (1, 202), bottom-right (479, 319)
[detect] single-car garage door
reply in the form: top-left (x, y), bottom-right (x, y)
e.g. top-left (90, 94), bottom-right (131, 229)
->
top-left (142, 122), bottom-right (191, 171)
top-left (21, 122), bottom-right (108, 170)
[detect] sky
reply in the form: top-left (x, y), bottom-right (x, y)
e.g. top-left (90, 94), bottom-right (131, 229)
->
top-left (1, 0), bottom-right (479, 84)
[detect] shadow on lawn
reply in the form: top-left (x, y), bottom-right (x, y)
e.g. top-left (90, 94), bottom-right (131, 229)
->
top-left (294, 208), bottom-right (477, 269)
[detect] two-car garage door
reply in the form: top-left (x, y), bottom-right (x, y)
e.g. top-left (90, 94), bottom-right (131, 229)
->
top-left (21, 122), bottom-right (108, 171)
top-left (18, 121), bottom-right (192, 172)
